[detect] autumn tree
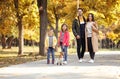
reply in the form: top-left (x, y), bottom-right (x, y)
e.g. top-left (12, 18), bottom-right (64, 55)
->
top-left (37, 0), bottom-right (47, 56)
top-left (48, 0), bottom-right (66, 38)
top-left (47, 0), bottom-right (75, 38)
top-left (13, 0), bottom-right (39, 55)
top-left (14, 0), bottom-right (24, 55)
top-left (0, 0), bottom-right (16, 49)
top-left (0, 0), bottom-right (120, 52)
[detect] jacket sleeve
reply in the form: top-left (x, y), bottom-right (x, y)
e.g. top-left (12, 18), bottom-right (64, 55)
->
top-left (45, 37), bottom-right (48, 48)
top-left (92, 22), bottom-right (99, 34)
top-left (66, 32), bottom-right (70, 45)
top-left (54, 36), bottom-right (57, 46)
top-left (72, 19), bottom-right (77, 37)
top-left (53, 36), bottom-right (57, 48)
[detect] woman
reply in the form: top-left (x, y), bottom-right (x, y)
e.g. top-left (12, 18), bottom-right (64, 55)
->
top-left (58, 24), bottom-right (70, 64)
top-left (85, 13), bottom-right (99, 63)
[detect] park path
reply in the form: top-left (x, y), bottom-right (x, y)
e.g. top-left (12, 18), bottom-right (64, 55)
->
top-left (0, 51), bottom-right (120, 79)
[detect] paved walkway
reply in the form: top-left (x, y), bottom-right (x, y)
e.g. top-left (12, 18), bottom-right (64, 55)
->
top-left (0, 51), bottom-right (120, 79)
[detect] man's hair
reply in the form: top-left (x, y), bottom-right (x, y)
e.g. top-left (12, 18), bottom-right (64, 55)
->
top-left (77, 8), bottom-right (83, 11)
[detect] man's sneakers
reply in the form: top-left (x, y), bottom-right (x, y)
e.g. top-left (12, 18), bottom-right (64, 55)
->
top-left (79, 58), bottom-right (83, 63)
top-left (88, 59), bottom-right (94, 63)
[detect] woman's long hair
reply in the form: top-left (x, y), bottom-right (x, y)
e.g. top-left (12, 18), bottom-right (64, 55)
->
top-left (87, 13), bottom-right (95, 22)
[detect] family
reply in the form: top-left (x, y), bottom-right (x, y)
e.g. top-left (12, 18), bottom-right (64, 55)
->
top-left (45, 8), bottom-right (99, 65)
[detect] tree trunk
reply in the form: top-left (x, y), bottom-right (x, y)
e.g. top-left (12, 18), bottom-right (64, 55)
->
top-left (48, 20), bottom-right (57, 38)
top-left (55, 18), bottom-right (59, 39)
top-left (53, 7), bottom-right (59, 38)
top-left (37, 0), bottom-right (47, 56)
top-left (14, 0), bottom-right (24, 55)
top-left (1, 34), bottom-right (6, 49)
top-left (18, 20), bottom-right (24, 55)
top-left (6, 36), bottom-right (14, 49)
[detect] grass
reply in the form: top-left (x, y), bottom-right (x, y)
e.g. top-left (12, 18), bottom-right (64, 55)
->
top-left (0, 46), bottom-right (45, 68)
top-left (0, 46), bottom-right (76, 68)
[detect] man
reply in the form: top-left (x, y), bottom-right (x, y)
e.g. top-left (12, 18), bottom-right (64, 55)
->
top-left (72, 8), bottom-right (86, 63)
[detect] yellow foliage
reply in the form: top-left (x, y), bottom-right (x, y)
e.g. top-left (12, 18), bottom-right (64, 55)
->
top-left (0, 0), bottom-right (120, 43)
top-left (106, 32), bottom-right (118, 41)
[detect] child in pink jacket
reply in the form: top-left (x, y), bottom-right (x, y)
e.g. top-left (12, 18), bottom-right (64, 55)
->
top-left (58, 24), bottom-right (70, 64)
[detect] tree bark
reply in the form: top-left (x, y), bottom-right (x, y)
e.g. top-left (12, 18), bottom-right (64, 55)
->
top-left (6, 36), bottom-right (14, 49)
top-left (53, 7), bottom-right (59, 38)
top-left (55, 18), bottom-right (59, 39)
top-left (37, 0), bottom-right (47, 56)
top-left (14, 0), bottom-right (24, 55)
top-left (18, 18), bottom-right (24, 55)
top-left (1, 34), bottom-right (6, 49)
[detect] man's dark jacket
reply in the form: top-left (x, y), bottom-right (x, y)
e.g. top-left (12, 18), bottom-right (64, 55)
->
top-left (72, 16), bottom-right (86, 37)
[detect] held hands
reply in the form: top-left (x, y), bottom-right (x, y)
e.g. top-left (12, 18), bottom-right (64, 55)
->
top-left (63, 43), bottom-right (66, 46)
top-left (58, 44), bottom-right (66, 47)
top-left (76, 35), bottom-right (80, 39)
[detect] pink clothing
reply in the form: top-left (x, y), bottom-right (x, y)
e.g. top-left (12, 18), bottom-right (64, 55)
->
top-left (58, 31), bottom-right (70, 46)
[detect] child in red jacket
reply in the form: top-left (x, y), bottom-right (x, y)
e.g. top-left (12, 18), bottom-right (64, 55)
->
top-left (58, 24), bottom-right (70, 64)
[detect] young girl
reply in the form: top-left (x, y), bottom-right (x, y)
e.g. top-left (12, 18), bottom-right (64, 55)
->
top-left (45, 29), bottom-right (57, 64)
top-left (58, 24), bottom-right (70, 64)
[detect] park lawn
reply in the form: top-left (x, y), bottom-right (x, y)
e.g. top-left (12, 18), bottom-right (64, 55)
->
top-left (0, 46), bottom-right (75, 68)
top-left (0, 46), bottom-right (45, 68)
